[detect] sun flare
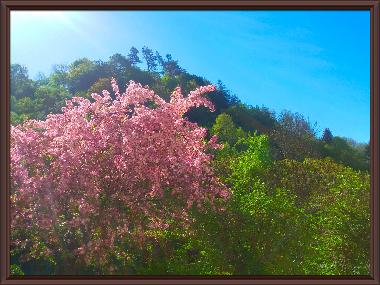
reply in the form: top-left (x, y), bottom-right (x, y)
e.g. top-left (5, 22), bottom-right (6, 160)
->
top-left (11, 11), bottom-right (75, 24)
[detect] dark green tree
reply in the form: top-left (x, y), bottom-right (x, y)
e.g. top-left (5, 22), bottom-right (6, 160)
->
top-left (108, 53), bottom-right (131, 76)
top-left (322, 128), bottom-right (333, 144)
top-left (155, 51), bottom-right (165, 74)
top-left (225, 104), bottom-right (276, 135)
top-left (142, 46), bottom-right (158, 72)
top-left (10, 64), bottom-right (35, 100)
top-left (127, 46), bottom-right (141, 66)
top-left (323, 137), bottom-right (369, 171)
top-left (161, 54), bottom-right (184, 77)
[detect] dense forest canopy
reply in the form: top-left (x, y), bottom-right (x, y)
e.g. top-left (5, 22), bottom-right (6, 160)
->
top-left (10, 46), bottom-right (370, 275)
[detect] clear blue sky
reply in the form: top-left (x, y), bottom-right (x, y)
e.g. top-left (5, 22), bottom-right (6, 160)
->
top-left (10, 10), bottom-right (370, 143)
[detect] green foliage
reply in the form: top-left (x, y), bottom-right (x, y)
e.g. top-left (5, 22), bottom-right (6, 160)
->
top-left (263, 158), bottom-right (370, 274)
top-left (187, 133), bottom-right (314, 275)
top-left (11, 226), bottom-right (57, 275)
top-left (323, 136), bottom-right (369, 171)
top-left (128, 46), bottom-right (141, 65)
top-left (10, 64), bottom-right (36, 100)
top-left (212, 113), bottom-right (246, 146)
top-left (305, 159), bottom-right (370, 275)
top-left (89, 77), bottom-right (112, 96)
top-left (322, 128), bottom-right (333, 144)
top-left (10, 264), bottom-right (24, 276)
top-left (67, 58), bottom-right (101, 94)
top-left (225, 104), bottom-right (276, 135)
top-left (228, 134), bottom-right (272, 188)
top-left (10, 83), bottom-right (71, 124)
top-left (142, 46), bottom-right (158, 72)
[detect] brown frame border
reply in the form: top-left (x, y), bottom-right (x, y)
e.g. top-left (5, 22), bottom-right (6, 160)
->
top-left (1, 0), bottom-right (379, 284)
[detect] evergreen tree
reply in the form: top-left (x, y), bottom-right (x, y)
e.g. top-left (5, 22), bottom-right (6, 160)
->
top-left (142, 46), bottom-right (157, 72)
top-left (322, 128), bottom-right (333, 144)
top-left (127, 46), bottom-right (141, 65)
top-left (162, 54), bottom-right (184, 76)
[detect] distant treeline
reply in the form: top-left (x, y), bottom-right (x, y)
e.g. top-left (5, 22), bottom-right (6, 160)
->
top-left (11, 46), bottom-right (370, 171)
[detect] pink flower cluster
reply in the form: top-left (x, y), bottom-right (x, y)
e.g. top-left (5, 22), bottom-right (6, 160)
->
top-left (10, 79), bottom-right (229, 265)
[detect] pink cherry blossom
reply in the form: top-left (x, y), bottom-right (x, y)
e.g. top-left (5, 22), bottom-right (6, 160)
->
top-left (10, 79), bottom-right (229, 266)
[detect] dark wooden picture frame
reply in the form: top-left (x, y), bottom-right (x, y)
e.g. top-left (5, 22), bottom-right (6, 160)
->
top-left (1, 0), bottom-right (379, 284)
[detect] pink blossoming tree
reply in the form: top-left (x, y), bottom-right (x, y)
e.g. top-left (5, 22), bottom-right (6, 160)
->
top-left (10, 79), bottom-right (229, 271)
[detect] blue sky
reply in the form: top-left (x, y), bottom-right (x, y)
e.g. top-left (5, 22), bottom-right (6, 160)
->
top-left (10, 10), bottom-right (370, 143)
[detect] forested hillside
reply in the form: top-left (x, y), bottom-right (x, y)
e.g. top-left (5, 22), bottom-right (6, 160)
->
top-left (10, 46), bottom-right (371, 275)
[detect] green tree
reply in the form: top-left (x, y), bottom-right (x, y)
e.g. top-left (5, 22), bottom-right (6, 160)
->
top-left (108, 53), bottom-right (131, 77)
top-left (34, 84), bottom-right (72, 116)
top-left (322, 128), bottom-right (333, 144)
top-left (211, 113), bottom-right (246, 147)
top-left (323, 137), bottom-right (369, 171)
top-left (10, 64), bottom-right (35, 100)
top-left (142, 46), bottom-right (158, 72)
top-left (225, 104), bottom-right (276, 135)
top-left (156, 53), bottom-right (184, 77)
top-left (270, 110), bottom-right (322, 160)
top-left (89, 78), bottom-right (112, 96)
top-left (128, 46), bottom-right (141, 66)
top-left (67, 58), bottom-right (101, 94)
top-left (49, 64), bottom-right (69, 88)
